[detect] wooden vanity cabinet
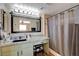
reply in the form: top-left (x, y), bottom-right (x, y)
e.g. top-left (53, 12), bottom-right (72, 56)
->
top-left (0, 43), bottom-right (33, 56)
top-left (1, 45), bottom-right (16, 56)
top-left (0, 48), bottom-right (1, 56)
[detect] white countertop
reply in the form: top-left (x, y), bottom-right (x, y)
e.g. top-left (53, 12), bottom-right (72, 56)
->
top-left (0, 40), bottom-right (33, 47)
top-left (0, 36), bottom-right (49, 47)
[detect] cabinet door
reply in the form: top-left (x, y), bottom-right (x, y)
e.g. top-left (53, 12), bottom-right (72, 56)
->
top-left (20, 43), bottom-right (33, 56)
top-left (0, 48), bottom-right (1, 56)
top-left (1, 46), bottom-right (15, 56)
top-left (14, 45), bottom-right (21, 56)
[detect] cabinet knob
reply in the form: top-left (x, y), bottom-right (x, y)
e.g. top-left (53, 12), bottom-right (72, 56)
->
top-left (21, 50), bottom-right (23, 55)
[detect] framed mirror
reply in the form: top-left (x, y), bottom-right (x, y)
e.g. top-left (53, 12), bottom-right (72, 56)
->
top-left (1, 10), bottom-right (5, 31)
top-left (10, 12), bottom-right (41, 33)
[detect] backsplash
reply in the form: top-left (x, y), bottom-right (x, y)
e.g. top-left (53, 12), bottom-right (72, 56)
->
top-left (10, 33), bottom-right (44, 41)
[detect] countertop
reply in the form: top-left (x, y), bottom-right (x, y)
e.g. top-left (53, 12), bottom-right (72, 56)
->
top-left (0, 40), bottom-right (33, 47)
top-left (0, 36), bottom-right (49, 47)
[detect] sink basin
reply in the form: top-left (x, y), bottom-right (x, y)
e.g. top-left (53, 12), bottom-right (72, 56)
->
top-left (13, 39), bottom-right (27, 42)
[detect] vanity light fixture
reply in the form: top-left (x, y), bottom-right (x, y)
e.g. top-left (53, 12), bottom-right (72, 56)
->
top-left (12, 4), bottom-right (40, 17)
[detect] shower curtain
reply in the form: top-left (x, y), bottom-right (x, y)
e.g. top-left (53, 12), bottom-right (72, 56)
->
top-left (48, 5), bottom-right (79, 56)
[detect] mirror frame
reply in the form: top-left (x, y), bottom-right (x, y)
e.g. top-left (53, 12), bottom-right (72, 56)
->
top-left (2, 10), bottom-right (6, 31)
top-left (10, 12), bottom-right (41, 33)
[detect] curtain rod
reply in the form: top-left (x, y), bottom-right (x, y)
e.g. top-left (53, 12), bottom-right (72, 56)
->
top-left (48, 4), bottom-right (79, 19)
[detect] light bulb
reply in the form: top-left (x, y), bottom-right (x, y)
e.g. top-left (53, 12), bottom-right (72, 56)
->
top-left (14, 9), bottom-right (18, 13)
top-left (28, 11), bottom-right (32, 15)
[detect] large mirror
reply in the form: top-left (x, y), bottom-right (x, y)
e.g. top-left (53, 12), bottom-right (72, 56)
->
top-left (11, 14), bottom-right (41, 33)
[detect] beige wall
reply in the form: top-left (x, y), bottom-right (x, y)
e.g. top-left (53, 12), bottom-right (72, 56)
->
top-left (43, 15), bottom-right (50, 37)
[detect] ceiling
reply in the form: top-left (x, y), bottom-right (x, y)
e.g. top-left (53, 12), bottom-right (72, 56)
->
top-left (5, 3), bottom-right (79, 16)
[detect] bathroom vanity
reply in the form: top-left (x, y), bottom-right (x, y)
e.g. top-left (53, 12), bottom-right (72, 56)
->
top-left (0, 9), bottom-right (49, 56)
top-left (0, 34), bottom-right (49, 56)
top-left (0, 41), bottom-right (33, 56)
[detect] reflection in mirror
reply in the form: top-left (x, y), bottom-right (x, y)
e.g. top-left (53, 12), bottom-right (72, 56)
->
top-left (12, 16), bottom-right (41, 33)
